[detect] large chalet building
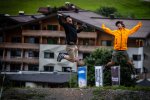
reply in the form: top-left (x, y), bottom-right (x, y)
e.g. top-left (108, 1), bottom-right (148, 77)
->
top-left (0, 3), bottom-right (150, 87)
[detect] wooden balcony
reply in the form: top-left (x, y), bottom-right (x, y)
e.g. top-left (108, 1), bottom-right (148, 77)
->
top-left (22, 30), bottom-right (97, 39)
top-left (78, 45), bottom-right (112, 53)
top-left (0, 43), bottom-right (39, 50)
top-left (1, 57), bottom-right (39, 64)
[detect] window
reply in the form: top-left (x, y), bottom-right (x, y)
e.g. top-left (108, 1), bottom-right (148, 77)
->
top-left (83, 26), bottom-right (95, 32)
top-left (10, 64), bottom-right (21, 72)
top-left (0, 36), bottom-right (3, 43)
top-left (28, 37), bottom-right (35, 43)
top-left (11, 37), bottom-right (21, 43)
top-left (83, 53), bottom-right (90, 59)
top-left (0, 61), bottom-right (3, 71)
top-left (28, 64), bottom-right (39, 71)
top-left (0, 49), bottom-right (3, 57)
top-left (44, 66), bottom-right (54, 72)
top-left (133, 54), bottom-right (141, 61)
top-left (29, 24), bottom-right (40, 30)
top-left (44, 52), bottom-right (54, 59)
top-left (62, 67), bottom-right (72, 72)
top-left (11, 50), bottom-right (21, 57)
top-left (101, 40), bottom-right (112, 46)
top-left (28, 51), bottom-right (39, 57)
top-left (83, 39), bottom-right (89, 45)
top-left (144, 53), bottom-right (148, 60)
top-left (47, 25), bottom-right (58, 30)
top-left (47, 38), bottom-right (57, 44)
top-left (28, 37), bottom-right (39, 43)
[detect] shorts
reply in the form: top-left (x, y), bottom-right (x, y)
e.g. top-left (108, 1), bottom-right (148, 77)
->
top-left (112, 50), bottom-right (129, 63)
top-left (66, 45), bottom-right (78, 59)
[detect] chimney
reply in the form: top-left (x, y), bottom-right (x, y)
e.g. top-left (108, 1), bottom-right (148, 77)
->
top-left (19, 11), bottom-right (25, 16)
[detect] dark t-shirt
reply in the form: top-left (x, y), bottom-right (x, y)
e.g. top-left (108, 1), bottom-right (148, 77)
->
top-left (58, 16), bottom-right (83, 44)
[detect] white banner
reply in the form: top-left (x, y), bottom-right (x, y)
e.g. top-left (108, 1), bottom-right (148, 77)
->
top-left (95, 66), bottom-right (103, 87)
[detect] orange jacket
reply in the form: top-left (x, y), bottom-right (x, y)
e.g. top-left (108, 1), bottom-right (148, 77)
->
top-left (101, 22), bottom-right (142, 50)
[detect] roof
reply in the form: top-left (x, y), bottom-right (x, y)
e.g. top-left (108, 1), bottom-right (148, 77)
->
top-left (0, 14), bottom-right (56, 31)
top-left (6, 73), bottom-right (76, 83)
top-left (61, 11), bottom-right (150, 38)
top-left (9, 14), bottom-right (46, 23)
top-left (136, 79), bottom-right (150, 86)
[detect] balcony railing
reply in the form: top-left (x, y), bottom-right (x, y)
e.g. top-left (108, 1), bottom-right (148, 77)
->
top-left (78, 45), bottom-right (112, 52)
top-left (0, 42), bottom-right (39, 50)
top-left (1, 57), bottom-right (39, 64)
top-left (22, 30), bottom-right (97, 38)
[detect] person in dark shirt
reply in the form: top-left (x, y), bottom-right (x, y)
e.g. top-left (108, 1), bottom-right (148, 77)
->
top-left (57, 13), bottom-right (86, 66)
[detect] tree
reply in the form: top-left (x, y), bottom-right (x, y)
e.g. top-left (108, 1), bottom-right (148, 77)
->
top-left (96, 6), bottom-right (117, 17)
top-left (85, 48), bottom-right (136, 87)
top-left (85, 48), bottom-right (112, 86)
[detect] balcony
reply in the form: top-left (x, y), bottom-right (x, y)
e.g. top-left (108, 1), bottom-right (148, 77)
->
top-left (78, 45), bottom-right (112, 53)
top-left (0, 43), bottom-right (39, 50)
top-left (1, 57), bottom-right (39, 64)
top-left (22, 30), bottom-right (97, 38)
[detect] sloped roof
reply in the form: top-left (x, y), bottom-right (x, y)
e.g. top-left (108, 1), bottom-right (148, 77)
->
top-left (9, 14), bottom-right (46, 23)
top-left (61, 11), bottom-right (150, 38)
top-left (136, 79), bottom-right (150, 86)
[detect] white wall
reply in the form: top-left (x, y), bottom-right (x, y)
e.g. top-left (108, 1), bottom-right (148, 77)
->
top-left (39, 45), bottom-right (77, 72)
top-left (127, 47), bottom-right (143, 72)
top-left (25, 82), bottom-right (37, 88)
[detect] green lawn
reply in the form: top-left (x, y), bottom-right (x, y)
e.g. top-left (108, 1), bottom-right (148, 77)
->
top-left (0, 0), bottom-right (150, 18)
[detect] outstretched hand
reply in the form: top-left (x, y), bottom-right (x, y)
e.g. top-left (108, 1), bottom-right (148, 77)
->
top-left (138, 21), bottom-right (142, 26)
top-left (101, 23), bottom-right (105, 28)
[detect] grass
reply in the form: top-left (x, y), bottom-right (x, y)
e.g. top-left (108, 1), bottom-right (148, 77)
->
top-left (0, 0), bottom-right (150, 18)
top-left (93, 86), bottom-right (150, 100)
top-left (94, 86), bottom-right (150, 91)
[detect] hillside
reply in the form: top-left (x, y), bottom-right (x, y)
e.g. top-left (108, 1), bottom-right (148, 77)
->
top-left (0, 0), bottom-right (150, 18)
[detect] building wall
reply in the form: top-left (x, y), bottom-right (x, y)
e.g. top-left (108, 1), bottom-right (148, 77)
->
top-left (97, 31), bottom-right (113, 46)
top-left (143, 46), bottom-right (150, 72)
top-left (25, 82), bottom-right (38, 88)
top-left (39, 44), bottom-right (77, 72)
top-left (127, 47), bottom-right (144, 72)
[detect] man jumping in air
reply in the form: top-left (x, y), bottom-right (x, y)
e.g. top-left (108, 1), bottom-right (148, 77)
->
top-left (57, 13), bottom-right (86, 66)
top-left (101, 21), bottom-right (142, 68)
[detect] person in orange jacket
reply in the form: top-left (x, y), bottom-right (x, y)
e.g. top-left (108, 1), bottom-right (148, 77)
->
top-left (101, 21), bottom-right (142, 68)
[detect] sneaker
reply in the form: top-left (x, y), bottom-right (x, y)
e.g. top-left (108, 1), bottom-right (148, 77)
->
top-left (57, 53), bottom-right (64, 62)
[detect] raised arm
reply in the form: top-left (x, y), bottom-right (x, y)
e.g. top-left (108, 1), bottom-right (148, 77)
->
top-left (128, 21), bottom-right (142, 35)
top-left (77, 23), bottom-right (87, 33)
top-left (77, 27), bottom-right (83, 33)
top-left (101, 24), bottom-right (114, 35)
top-left (58, 14), bottom-right (65, 26)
